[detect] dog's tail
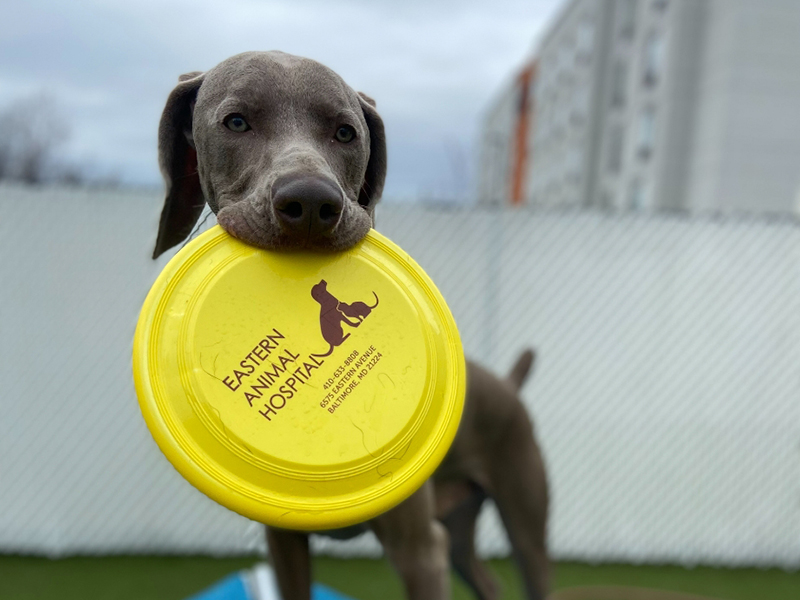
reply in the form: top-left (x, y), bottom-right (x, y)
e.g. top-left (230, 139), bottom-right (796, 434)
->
top-left (368, 292), bottom-right (379, 309)
top-left (507, 348), bottom-right (536, 391)
top-left (311, 343), bottom-right (336, 359)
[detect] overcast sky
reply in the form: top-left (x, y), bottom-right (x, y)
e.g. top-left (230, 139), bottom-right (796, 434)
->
top-left (1, 0), bottom-right (563, 200)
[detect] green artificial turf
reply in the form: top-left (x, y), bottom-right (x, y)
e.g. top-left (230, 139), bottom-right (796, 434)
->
top-left (1, 555), bottom-right (799, 600)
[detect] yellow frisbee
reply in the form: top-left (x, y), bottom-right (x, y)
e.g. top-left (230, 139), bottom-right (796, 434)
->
top-left (133, 225), bottom-right (465, 530)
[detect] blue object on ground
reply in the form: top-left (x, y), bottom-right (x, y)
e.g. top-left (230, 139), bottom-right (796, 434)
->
top-left (312, 584), bottom-right (355, 600)
top-left (185, 565), bottom-right (358, 600)
top-left (185, 572), bottom-right (250, 600)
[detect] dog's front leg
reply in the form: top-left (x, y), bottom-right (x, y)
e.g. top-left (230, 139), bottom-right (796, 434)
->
top-left (371, 481), bottom-right (451, 600)
top-left (266, 526), bottom-right (312, 600)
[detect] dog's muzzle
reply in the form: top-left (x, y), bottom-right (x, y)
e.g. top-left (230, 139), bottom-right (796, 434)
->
top-left (271, 174), bottom-right (344, 241)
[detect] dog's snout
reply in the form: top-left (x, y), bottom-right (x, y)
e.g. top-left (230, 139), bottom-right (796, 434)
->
top-left (272, 175), bottom-right (344, 238)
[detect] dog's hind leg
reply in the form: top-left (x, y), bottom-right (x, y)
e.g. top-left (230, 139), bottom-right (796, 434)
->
top-left (266, 526), bottom-right (312, 600)
top-left (371, 481), bottom-right (450, 600)
top-left (485, 404), bottom-right (550, 600)
top-left (335, 304), bottom-right (363, 327)
top-left (439, 483), bottom-right (499, 600)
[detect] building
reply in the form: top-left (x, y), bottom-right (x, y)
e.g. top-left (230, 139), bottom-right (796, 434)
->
top-left (479, 0), bottom-right (800, 215)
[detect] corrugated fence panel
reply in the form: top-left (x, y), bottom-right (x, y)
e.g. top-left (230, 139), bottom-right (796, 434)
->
top-left (2, 185), bottom-right (799, 567)
top-left (0, 187), bottom-right (266, 556)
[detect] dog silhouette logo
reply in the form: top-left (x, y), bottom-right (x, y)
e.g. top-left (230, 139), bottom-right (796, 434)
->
top-left (310, 279), bottom-right (379, 358)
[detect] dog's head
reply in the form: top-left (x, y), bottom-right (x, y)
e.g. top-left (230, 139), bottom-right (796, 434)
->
top-left (311, 279), bottom-right (331, 304)
top-left (153, 51), bottom-right (387, 258)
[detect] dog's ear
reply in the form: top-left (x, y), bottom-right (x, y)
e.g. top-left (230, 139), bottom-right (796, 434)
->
top-left (153, 71), bottom-right (206, 259)
top-left (357, 92), bottom-right (387, 210)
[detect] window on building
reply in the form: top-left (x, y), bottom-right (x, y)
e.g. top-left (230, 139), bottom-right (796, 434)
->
top-left (567, 148), bottom-right (583, 182)
top-left (637, 107), bottom-right (656, 159)
top-left (643, 32), bottom-right (665, 86)
top-left (571, 88), bottom-right (590, 127)
top-left (560, 41), bottom-right (572, 73)
top-left (576, 20), bottom-right (594, 64)
top-left (607, 124), bottom-right (625, 173)
top-left (618, 0), bottom-right (637, 39)
top-left (610, 60), bottom-right (627, 107)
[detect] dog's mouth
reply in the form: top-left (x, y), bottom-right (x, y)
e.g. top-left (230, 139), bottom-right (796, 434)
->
top-left (212, 174), bottom-right (373, 252)
top-left (216, 200), bottom-right (371, 253)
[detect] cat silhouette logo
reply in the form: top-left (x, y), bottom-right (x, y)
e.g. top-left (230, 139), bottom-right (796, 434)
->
top-left (310, 280), bottom-right (379, 358)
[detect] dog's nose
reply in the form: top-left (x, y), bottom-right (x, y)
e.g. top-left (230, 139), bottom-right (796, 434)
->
top-left (272, 175), bottom-right (344, 238)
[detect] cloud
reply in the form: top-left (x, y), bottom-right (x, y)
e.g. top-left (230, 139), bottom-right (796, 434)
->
top-left (0, 0), bottom-right (562, 197)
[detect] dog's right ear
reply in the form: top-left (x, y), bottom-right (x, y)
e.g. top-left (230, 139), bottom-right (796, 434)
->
top-left (357, 92), bottom-right (387, 211)
top-left (153, 71), bottom-right (206, 259)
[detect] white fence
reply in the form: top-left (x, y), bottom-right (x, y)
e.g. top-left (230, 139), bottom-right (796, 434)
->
top-left (2, 185), bottom-right (799, 568)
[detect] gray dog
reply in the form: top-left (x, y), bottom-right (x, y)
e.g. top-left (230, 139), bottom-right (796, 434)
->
top-left (154, 51), bottom-right (549, 600)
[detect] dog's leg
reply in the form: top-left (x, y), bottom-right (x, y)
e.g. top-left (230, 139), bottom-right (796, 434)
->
top-left (486, 405), bottom-right (550, 600)
top-left (371, 481), bottom-right (450, 600)
top-left (266, 526), bottom-right (312, 600)
top-left (337, 309), bottom-right (362, 328)
top-left (440, 485), bottom-right (499, 600)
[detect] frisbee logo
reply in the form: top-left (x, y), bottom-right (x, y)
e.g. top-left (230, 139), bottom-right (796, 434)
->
top-left (310, 279), bottom-right (379, 358)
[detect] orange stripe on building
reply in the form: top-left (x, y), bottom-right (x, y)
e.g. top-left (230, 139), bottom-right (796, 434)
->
top-left (511, 62), bottom-right (536, 206)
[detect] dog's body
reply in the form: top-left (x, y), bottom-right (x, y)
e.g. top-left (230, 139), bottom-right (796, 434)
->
top-left (338, 291), bottom-right (379, 322)
top-left (153, 50), bottom-right (550, 600)
top-left (309, 279), bottom-right (365, 356)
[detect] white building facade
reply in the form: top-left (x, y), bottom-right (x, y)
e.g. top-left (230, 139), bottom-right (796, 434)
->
top-left (478, 76), bottom-right (520, 206)
top-left (479, 0), bottom-right (800, 215)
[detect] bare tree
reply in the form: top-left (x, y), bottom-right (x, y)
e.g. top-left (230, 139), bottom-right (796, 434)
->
top-left (0, 92), bottom-right (70, 184)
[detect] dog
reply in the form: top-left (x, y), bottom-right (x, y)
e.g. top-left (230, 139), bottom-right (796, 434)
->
top-left (310, 279), bottom-right (360, 356)
top-left (338, 291), bottom-right (380, 323)
top-left (309, 279), bottom-right (378, 357)
top-left (152, 51), bottom-right (720, 600)
top-left (153, 50), bottom-right (549, 600)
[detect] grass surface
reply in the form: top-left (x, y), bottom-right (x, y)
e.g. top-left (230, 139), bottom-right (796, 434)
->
top-left (1, 555), bottom-right (799, 600)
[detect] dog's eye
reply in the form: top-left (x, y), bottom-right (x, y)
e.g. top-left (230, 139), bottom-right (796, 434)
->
top-left (224, 114), bottom-right (250, 133)
top-left (335, 125), bottom-right (356, 143)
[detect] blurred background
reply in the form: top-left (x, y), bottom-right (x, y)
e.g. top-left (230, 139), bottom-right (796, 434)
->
top-left (3, 1), bottom-right (800, 599)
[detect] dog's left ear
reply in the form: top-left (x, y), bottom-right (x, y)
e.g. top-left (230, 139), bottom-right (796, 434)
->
top-left (153, 71), bottom-right (206, 259)
top-left (357, 93), bottom-right (387, 210)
